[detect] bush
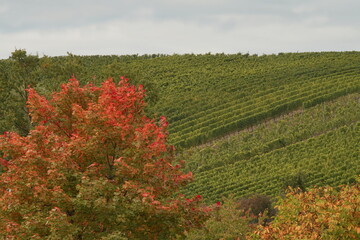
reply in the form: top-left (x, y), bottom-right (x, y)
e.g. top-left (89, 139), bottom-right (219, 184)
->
top-left (185, 196), bottom-right (255, 240)
top-left (237, 194), bottom-right (276, 224)
top-left (252, 179), bottom-right (360, 239)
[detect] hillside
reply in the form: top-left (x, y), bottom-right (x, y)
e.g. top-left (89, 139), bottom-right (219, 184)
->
top-left (179, 93), bottom-right (360, 203)
top-left (1, 51), bottom-right (359, 204)
top-left (58, 52), bottom-right (360, 148)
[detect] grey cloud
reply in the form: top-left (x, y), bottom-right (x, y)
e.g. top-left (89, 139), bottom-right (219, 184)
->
top-left (1, 0), bottom-right (359, 32)
top-left (1, 0), bottom-right (360, 58)
top-left (0, 0), bottom-right (138, 32)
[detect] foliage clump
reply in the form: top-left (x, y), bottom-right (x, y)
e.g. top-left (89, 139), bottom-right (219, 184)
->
top-left (237, 194), bottom-right (276, 224)
top-left (252, 181), bottom-right (360, 239)
top-left (185, 196), bottom-right (255, 240)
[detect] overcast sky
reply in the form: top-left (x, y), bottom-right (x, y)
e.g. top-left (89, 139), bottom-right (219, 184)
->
top-left (1, 0), bottom-right (360, 59)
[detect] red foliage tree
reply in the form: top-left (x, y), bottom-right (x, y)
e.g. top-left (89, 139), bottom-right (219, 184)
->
top-left (0, 77), bottom-right (210, 239)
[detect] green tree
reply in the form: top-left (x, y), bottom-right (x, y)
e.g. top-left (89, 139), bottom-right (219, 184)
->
top-left (0, 50), bottom-right (87, 136)
top-left (185, 196), bottom-right (254, 240)
top-left (0, 49), bottom-right (40, 135)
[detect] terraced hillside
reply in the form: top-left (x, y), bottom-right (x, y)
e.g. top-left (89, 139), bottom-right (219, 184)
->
top-left (158, 54), bottom-right (360, 148)
top-left (61, 52), bottom-right (360, 203)
top-left (31, 52), bottom-right (360, 147)
top-left (1, 51), bottom-right (360, 203)
top-left (179, 93), bottom-right (360, 203)
top-left (2, 52), bottom-right (360, 145)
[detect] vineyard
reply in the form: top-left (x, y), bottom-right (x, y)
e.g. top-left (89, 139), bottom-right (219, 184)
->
top-left (75, 52), bottom-right (360, 149)
top-left (179, 93), bottom-right (360, 203)
top-left (1, 50), bottom-right (360, 204)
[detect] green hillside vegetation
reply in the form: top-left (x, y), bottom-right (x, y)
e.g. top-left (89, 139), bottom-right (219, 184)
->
top-left (2, 51), bottom-right (360, 145)
top-left (1, 50), bottom-right (359, 205)
top-left (179, 93), bottom-right (360, 203)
